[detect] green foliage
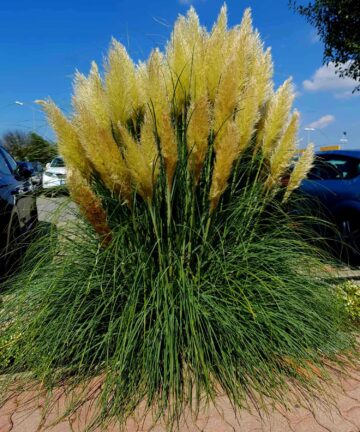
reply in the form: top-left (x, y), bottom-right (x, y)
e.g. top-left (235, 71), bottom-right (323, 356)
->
top-left (0, 330), bottom-right (21, 371)
top-left (291, 0), bottom-right (360, 91)
top-left (0, 130), bottom-right (57, 163)
top-left (337, 281), bottom-right (360, 323)
top-left (0, 175), bottom-right (357, 430)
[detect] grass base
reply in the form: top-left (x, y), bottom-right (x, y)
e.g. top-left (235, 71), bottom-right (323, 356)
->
top-left (0, 192), bottom-right (358, 431)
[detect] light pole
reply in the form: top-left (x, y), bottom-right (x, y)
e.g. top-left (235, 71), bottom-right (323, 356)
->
top-left (340, 131), bottom-right (348, 146)
top-left (0, 102), bottom-right (22, 110)
top-left (0, 102), bottom-right (30, 130)
top-left (304, 127), bottom-right (315, 145)
top-left (15, 100), bottom-right (37, 131)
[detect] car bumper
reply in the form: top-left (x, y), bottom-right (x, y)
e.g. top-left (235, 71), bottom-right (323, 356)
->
top-left (42, 176), bottom-right (66, 189)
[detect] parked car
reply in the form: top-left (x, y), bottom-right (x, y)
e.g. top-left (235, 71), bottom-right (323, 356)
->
top-left (299, 150), bottom-right (360, 263)
top-left (17, 161), bottom-right (43, 189)
top-left (0, 146), bottom-right (38, 275)
top-left (42, 156), bottom-right (66, 189)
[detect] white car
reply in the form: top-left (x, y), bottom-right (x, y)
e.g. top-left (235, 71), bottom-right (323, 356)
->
top-left (42, 156), bottom-right (67, 189)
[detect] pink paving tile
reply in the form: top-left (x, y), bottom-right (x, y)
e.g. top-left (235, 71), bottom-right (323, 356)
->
top-left (1, 369), bottom-right (360, 432)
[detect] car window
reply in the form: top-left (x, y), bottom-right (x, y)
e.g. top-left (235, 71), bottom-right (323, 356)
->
top-left (50, 157), bottom-right (65, 168)
top-left (1, 147), bottom-right (18, 173)
top-left (308, 157), bottom-right (357, 180)
top-left (356, 161), bottom-right (360, 177)
top-left (34, 162), bottom-right (43, 172)
top-left (0, 151), bottom-right (13, 176)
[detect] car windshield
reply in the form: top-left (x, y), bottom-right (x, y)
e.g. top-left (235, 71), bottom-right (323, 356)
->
top-left (24, 162), bottom-right (34, 170)
top-left (33, 162), bottom-right (43, 172)
top-left (308, 156), bottom-right (359, 180)
top-left (1, 147), bottom-right (18, 172)
top-left (50, 157), bottom-right (65, 168)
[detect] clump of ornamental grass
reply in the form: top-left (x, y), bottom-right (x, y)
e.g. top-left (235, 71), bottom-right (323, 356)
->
top-left (0, 5), bottom-right (358, 431)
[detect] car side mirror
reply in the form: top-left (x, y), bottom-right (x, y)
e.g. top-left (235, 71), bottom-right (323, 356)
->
top-left (46, 163), bottom-right (50, 170)
top-left (17, 164), bottom-right (32, 180)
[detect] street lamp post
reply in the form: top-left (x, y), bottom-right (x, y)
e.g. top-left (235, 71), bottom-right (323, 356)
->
top-left (304, 127), bottom-right (315, 145)
top-left (15, 100), bottom-right (37, 131)
top-left (340, 131), bottom-right (348, 146)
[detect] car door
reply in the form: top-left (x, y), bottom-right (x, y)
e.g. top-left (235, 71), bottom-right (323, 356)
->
top-left (0, 151), bottom-right (18, 255)
top-left (0, 147), bottom-right (35, 230)
top-left (301, 156), bottom-right (358, 213)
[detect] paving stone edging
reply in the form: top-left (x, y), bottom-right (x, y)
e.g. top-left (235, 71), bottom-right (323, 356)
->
top-left (1, 366), bottom-right (360, 432)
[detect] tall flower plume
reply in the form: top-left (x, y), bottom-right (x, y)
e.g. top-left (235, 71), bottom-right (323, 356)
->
top-left (187, 96), bottom-right (211, 183)
top-left (209, 121), bottom-right (240, 212)
top-left (36, 99), bottom-right (89, 177)
top-left (72, 66), bottom-right (131, 201)
top-left (36, 100), bottom-right (112, 242)
top-left (260, 79), bottom-right (294, 157)
top-left (205, 5), bottom-right (228, 102)
top-left (105, 39), bottom-right (140, 125)
top-left (265, 111), bottom-right (300, 190)
top-left (118, 124), bottom-right (155, 202)
top-left (166, 7), bottom-right (206, 108)
top-left (283, 144), bottom-right (315, 202)
top-left (39, 5), bottom-right (299, 221)
top-left (68, 169), bottom-right (112, 245)
top-left (160, 112), bottom-right (178, 189)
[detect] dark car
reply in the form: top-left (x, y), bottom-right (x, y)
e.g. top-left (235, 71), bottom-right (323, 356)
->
top-left (17, 161), bottom-right (44, 188)
top-left (300, 150), bottom-right (360, 263)
top-left (0, 146), bottom-right (38, 275)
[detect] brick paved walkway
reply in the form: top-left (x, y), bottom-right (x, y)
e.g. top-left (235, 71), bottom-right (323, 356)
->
top-left (1, 367), bottom-right (360, 432)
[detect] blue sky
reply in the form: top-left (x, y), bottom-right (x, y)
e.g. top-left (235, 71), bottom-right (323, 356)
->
top-left (0, 0), bottom-right (359, 149)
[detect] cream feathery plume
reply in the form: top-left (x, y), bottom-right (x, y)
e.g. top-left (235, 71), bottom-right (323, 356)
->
top-left (146, 49), bottom-right (171, 133)
top-left (212, 7), bottom-right (262, 141)
top-left (136, 61), bottom-right (148, 108)
top-left (237, 9), bottom-right (273, 106)
top-left (166, 14), bottom-right (189, 107)
top-left (68, 168), bottom-right (112, 246)
top-left (230, 13), bottom-right (271, 156)
top-left (204, 4), bottom-right (228, 102)
top-left (166, 7), bottom-right (206, 106)
top-left (261, 79), bottom-right (294, 157)
top-left (253, 47), bottom-right (273, 109)
top-left (72, 69), bottom-right (131, 201)
top-left (209, 121), bottom-right (240, 212)
top-left (161, 112), bottom-right (178, 189)
top-left (75, 111), bottom-right (131, 201)
top-left (186, 8), bottom-right (207, 101)
top-left (235, 78), bottom-right (260, 153)
top-left (238, 8), bottom-right (253, 38)
top-left (225, 9), bottom-right (262, 103)
top-left (118, 123), bottom-right (155, 202)
top-left (213, 55), bottom-right (239, 140)
top-left (265, 111), bottom-right (299, 190)
top-left (36, 99), bottom-right (89, 177)
top-left (140, 113), bottom-right (160, 181)
top-left (187, 95), bottom-right (211, 183)
top-left (104, 39), bottom-right (139, 125)
top-left (79, 62), bottom-right (111, 130)
top-left (145, 51), bottom-right (177, 187)
top-left (283, 143), bottom-right (314, 202)
top-left (230, 8), bottom-right (254, 86)
top-left (252, 98), bottom-right (271, 157)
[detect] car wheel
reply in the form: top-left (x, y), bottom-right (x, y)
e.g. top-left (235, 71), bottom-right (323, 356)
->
top-left (337, 212), bottom-right (360, 265)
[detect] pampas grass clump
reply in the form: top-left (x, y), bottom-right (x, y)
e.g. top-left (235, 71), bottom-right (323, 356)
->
top-left (0, 5), bottom-right (358, 431)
